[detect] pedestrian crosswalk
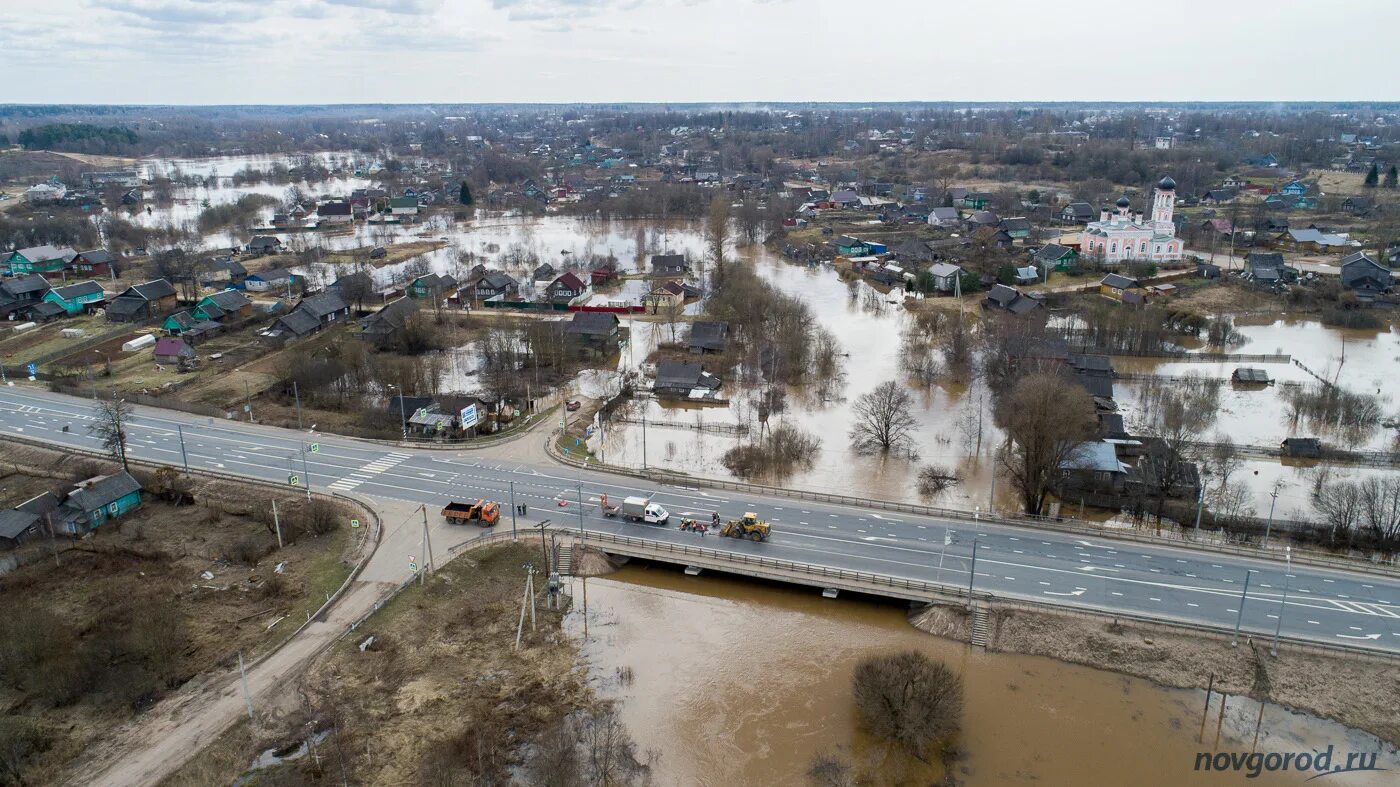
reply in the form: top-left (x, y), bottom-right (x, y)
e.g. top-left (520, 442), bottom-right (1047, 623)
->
top-left (327, 452), bottom-right (411, 491)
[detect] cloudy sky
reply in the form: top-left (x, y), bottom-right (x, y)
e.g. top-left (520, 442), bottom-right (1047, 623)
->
top-left (5, 0), bottom-right (1397, 104)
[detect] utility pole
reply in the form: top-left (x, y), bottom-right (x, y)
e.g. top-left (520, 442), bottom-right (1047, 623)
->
top-left (1263, 481), bottom-right (1281, 549)
top-left (515, 564), bottom-right (537, 650)
top-left (177, 423), bottom-right (189, 473)
top-left (938, 529), bottom-right (953, 586)
top-left (420, 505), bottom-right (435, 583)
top-left (293, 380), bottom-right (303, 430)
top-left (244, 380), bottom-right (253, 422)
top-left (1271, 548), bottom-right (1292, 657)
top-left (509, 480), bottom-right (517, 540)
top-left (238, 652), bottom-right (254, 720)
top-left (1231, 570), bottom-right (1253, 647)
top-left (966, 539), bottom-right (979, 607)
top-left (577, 481), bottom-right (585, 541)
top-left (272, 498), bottom-right (283, 549)
top-left (987, 470), bottom-right (997, 515)
top-left (641, 415), bottom-right (648, 470)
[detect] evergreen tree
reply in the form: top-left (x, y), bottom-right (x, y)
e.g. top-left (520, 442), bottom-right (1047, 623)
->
top-left (1363, 163), bottom-right (1379, 188)
top-left (458, 180), bottom-right (473, 205)
top-left (1384, 165), bottom-right (1398, 189)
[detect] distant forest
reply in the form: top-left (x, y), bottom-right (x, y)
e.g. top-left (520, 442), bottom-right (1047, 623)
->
top-left (16, 123), bottom-right (139, 154)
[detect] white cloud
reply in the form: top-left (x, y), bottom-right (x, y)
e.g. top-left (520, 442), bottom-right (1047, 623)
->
top-left (320, 0), bottom-right (446, 14)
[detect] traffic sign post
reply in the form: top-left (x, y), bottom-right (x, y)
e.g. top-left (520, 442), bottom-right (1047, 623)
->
top-left (350, 518), bottom-right (361, 529)
top-left (288, 474), bottom-right (300, 487)
top-left (309, 443), bottom-right (320, 453)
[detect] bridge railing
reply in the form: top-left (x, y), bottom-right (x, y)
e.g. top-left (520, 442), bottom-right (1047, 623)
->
top-left (563, 527), bottom-right (1400, 661)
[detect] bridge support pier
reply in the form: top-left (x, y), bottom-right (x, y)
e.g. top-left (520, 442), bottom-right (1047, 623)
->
top-left (684, 565), bottom-right (702, 576)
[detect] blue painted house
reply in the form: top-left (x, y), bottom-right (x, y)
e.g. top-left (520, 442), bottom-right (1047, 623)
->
top-left (1281, 180), bottom-right (1307, 197)
top-left (42, 280), bottom-right (105, 315)
top-left (59, 471), bottom-right (142, 534)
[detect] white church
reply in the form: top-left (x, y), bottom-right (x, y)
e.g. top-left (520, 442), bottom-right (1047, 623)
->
top-left (1080, 176), bottom-right (1183, 265)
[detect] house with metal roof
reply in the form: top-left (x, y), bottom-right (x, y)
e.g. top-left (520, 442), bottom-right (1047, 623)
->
top-left (43, 280), bottom-right (105, 315)
top-left (688, 321), bottom-right (728, 354)
top-left (5, 245), bottom-right (75, 276)
top-left (58, 471), bottom-right (142, 534)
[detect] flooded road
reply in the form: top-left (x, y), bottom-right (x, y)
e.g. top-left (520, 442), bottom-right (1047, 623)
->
top-left (565, 567), bottom-right (1397, 786)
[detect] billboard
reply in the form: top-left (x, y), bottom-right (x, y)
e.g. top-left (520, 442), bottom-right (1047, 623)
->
top-left (460, 403), bottom-right (480, 430)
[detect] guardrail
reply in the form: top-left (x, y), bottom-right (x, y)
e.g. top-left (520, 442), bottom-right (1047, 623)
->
top-left (544, 435), bottom-right (1400, 578)
top-left (565, 527), bottom-right (1400, 661)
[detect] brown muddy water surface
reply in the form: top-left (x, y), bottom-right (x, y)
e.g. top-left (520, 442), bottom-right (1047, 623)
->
top-left (564, 566), bottom-right (1396, 786)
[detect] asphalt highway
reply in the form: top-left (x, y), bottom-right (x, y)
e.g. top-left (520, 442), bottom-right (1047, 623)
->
top-left (2, 386), bottom-right (1398, 653)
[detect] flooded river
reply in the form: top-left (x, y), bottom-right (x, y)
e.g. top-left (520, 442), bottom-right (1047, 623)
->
top-left (564, 567), bottom-right (1396, 786)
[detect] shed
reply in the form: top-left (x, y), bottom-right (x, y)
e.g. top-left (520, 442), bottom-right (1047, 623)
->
top-left (1281, 437), bottom-right (1323, 458)
top-left (1232, 368), bottom-right (1272, 384)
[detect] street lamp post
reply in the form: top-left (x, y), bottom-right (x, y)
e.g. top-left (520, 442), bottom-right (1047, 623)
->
top-left (1271, 548), bottom-right (1292, 657)
top-left (509, 480), bottom-right (517, 540)
top-left (299, 441), bottom-right (312, 501)
top-left (1193, 468), bottom-right (1210, 539)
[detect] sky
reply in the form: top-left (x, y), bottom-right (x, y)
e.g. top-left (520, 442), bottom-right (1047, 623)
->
top-left (4, 0), bottom-right (1399, 105)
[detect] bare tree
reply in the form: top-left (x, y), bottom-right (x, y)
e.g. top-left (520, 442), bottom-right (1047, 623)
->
top-left (996, 374), bottom-right (1097, 515)
top-left (850, 381), bottom-right (919, 454)
top-left (704, 194), bottom-right (730, 289)
top-left (88, 394), bottom-right (133, 471)
top-left (852, 650), bottom-right (963, 761)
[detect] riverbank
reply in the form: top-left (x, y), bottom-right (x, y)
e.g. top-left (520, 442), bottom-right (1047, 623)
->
top-left (160, 542), bottom-right (645, 785)
top-left (911, 601), bottom-right (1400, 747)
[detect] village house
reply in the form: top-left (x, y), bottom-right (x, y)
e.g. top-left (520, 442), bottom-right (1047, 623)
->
top-left (408, 273), bottom-right (458, 300)
top-left (0, 274), bottom-right (52, 319)
top-left (1054, 441), bottom-right (1129, 502)
top-left (927, 206), bottom-right (962, 228)
top-left (1060, 202), bottom-right (1095, 224)
top-left (245, 236), bottom-right (283, 256)
top-left (566, 311), bottom-right (620, 352)
top-left (388, 195), bottom-right (419, 217)
top-left (1033, 243), bottom-right (1077, 271)
top-left (688, 321), bottom-right (728, 354)
top-left (1098, 273), bottom-right (1143, 302)
top-left (244, 267), bottom-right (296, 293)
top-left (193, 289), bottom-right (254, 324)
top-left (42, 280), bottom-right (105, 315)
top-left (650, 253), bottom-right (690, 277)
top-left (358, 296), bottom-right (420, 347)
top-left (653, 360), bottom-right (722, 399)
top-left (106, 279), bottom-right (178, 323)
top-left (70, 249), bottom-right (116, 278)
top-left (458, 271), bottom-right (519, 303)
top-left (5, 245), bottom-right (75, 277)
top-left (545, 271), bottom-right (589, 304)
top-left (57, 471), bottom-right (142, 534)
top-left (153, 336), bottom-right (197, 366)
top-left (1339, 252), bottom-right (1392, 295)
top-left (203, 257), bottom-right (248, 287)
top-left (928, 262), bottom-right (964, 293)
top-left (983, 284), bottom-right (1042, 315)
top-left (317, 200), bottom-right (354, 226)
top-left (161, 311), bottom-right (223, 341)
top-left (1244, 252), bottom-right (1296, 286)
top-left (270, 291), bottom-right (349, 340)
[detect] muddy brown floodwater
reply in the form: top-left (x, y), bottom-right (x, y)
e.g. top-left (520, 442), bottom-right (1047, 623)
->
top-left (564, 566), bottom-right (1396, 786)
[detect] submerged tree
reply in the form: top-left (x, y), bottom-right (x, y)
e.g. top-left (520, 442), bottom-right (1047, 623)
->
top-left (849, 380), bottom-right (919, 454)
top-left (852, 651), bottom-right (963, 761)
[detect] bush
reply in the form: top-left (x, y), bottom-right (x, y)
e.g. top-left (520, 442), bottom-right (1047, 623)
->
top-left (852, 651), bottom-right (963, 760)
top-left (1320, 307), bottom-right (1381, 330)
top-left (229, 535), bottom-right (270, 567)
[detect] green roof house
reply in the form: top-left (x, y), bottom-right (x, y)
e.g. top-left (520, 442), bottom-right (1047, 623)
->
top-left (6, 245), bottom-right (75, 277)
top-left (42, 280), bottom-right (105, 315)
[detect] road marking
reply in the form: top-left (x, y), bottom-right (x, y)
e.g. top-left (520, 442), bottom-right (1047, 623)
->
top-left (1150, 597), bottom-right (1162, 602)
top-left (1188, 603), bottom-right (1199, 607)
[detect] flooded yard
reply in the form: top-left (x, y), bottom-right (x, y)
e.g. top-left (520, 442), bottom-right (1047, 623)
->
top-left (565, 567), bottom-right (1396, 786)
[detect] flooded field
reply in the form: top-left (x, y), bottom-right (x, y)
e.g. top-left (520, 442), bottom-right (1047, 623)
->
top-left (565, 567), bottom-right (1397, 786)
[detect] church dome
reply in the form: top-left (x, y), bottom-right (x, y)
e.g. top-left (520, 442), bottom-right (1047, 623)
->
top-left (1158, 175), bottom-right (1176, 190)
top-left (1116, 195), bottom-right (1131, 208)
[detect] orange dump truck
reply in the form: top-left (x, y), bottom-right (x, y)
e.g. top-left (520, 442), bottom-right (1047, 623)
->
top-left (442, 499), bottom-right (500, 526)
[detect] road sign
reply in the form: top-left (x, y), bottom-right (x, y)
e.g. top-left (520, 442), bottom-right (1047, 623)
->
top-left (309, 442), bottom-right (320, 453)
top-left (460, 403), bottom-right (480, 430)
top-left (26, 363), bottom-right (37, 376)
top-left (350, 518), bottom-right (361, 529)
top-left (409, 562), bottom-right (418, 572)
top-left (288, 474), bottom-right (300, 487)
